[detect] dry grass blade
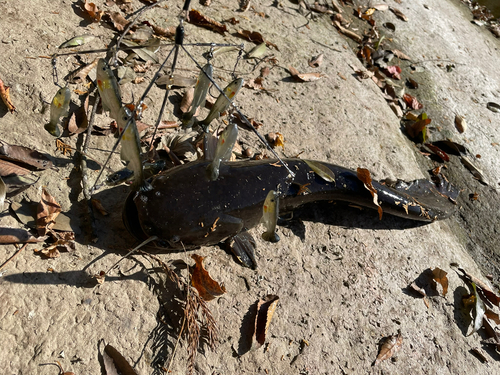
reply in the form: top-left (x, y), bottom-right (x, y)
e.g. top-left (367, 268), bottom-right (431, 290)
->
top-left (138, 250), bottom-right (219, 374)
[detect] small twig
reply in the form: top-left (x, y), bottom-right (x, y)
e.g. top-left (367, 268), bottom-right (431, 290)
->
top-left (0, 244), bottom-right (28, 272)
top-left (80, 93), bottom-right (100, 242)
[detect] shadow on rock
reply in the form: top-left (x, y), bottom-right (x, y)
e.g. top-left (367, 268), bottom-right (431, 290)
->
top-left (453, 285), bottom-right (472, 337)
top-left (236, 300), bottom-right (258, 356)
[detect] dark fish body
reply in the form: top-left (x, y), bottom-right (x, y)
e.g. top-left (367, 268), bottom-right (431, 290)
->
top-left (123, 159), bottom-right (459, 250)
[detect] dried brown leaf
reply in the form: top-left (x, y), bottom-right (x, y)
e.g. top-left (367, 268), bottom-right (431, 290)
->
top-left (485, 309), bottom-right (500, 324)
top-left (0, 141), bottom-right (53, 170)
top-left (0, 78), bottom-right (16, 113)
top-left (403, 93), bottom-right (423, 110)
top-left (244, 77), bottom-right (265, 90)
top-left (191, 254), bottom-right (226, 301)
top-left (260, 66), bottom-right (270, 78)
top-left (457, 268), bottom-right (500, 307)
top-left (232, 112), bottom-right (263, 131)
top-left (180, 87), bottom-right (195, 113)
top-left (0, 159), bottom-right (31, 177)
top-left (68, 95), bottom-right (89, 134)
top-left (36, 187), bottom-right (62, 236)
top-left (332, 20), bottom-right (363, 43)
top-left (373, 4), bottom-right (389, 11)
top-left (35, 246), bottom-right (61, 258)
top-left (390, 7), bottom-right (408, 21)
top-left (374, 331), bottom-right (403, 365)
top-left (454, 115), bottom-right (467, 134)
top-left (142, 21), bottom-right (176, 38)
top-left (357, 168), bottom-right (383, 220)
top-left (0, 228), bottom-right (44, 244)
top-left (410, 281), bottom-right (426, 297)
top-left (431, 267), bottom-right (449, 296)
top-left (103, 344), bottom-right (138, 375)
top-left (188, 9), bottom-right (227, 35)
top-left (460, 156), bottom-right (487, 184)
top-left (425, 143), bottom-right (449, 162)
top-left (82, 0), bottom-right (104, 22)
top-left (235, 29), bottom-right (279, 50)
top-left (224, 17), bottom-right (239, 25)
top-left (109, 11), bottom-right (130, 31)
top-left (288, 66), bottom-right (325, 82)
top-left (308, 53), bottom-right (324, 68)
top-left (91, 199), bottom-right (109, 216)
top-left (252, 295), bottom-right (279, 350)
top-left (392, 49), bottom-right (411, 60)
top-left (71, 59), bottom-right (98, 84)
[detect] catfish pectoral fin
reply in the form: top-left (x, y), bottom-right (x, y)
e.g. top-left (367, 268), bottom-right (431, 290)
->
top-left (225, 231), bottom-right (258, 269)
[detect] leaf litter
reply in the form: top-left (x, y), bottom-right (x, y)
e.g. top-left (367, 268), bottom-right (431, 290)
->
top-left (373, 330), bottom-right (403, 365)
top-left (0, 77), bottom-right (16, 113)
top-left (356, 168), bottom-right (383, 220)
top-left (251, 294), bottom-right (279, 350)
top-left (190, 254), bottom-right (226, 301)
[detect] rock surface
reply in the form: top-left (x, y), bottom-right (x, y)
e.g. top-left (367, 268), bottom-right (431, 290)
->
top-left (0, 0), bottom-right (499, 374)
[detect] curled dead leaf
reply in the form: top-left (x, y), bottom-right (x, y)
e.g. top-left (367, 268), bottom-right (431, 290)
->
top-left (357, 168), bottom-right (383, 220)
top-left (373, 330), bottom-right (403, 365)
top-left (266, 132), bottom-right (285, 149)
top-left (0, 227), bottom-right (44, 244)
top-left (0, 141), bottom-right (53, 170)
top-left (460, 156), bottom-right (487, 185)
top-left (332, 20), bottom-right (363, 43)
top-left (0, 78), bottom-right (16, 113)
top-left (191, 254), bottom-right (226, 301)
top-left (457, 268), bottom-right (500, 307)
top-left (386, 65), bottom-right (402, 80)
top-left (308, 53), bottom-right (324, 68)
top-left (0, 159), bottom-right (31, 177)
top-left (288, 66), bottom-right (325, 82)
top-left (188, 9), bottom-right (227, 35)
top-left (91, 199), bottom-right (108, 216)
top-left (142, 20), bottom-right (176, 39)
top-left (180, 87), bottom-right (195, 113)
top-left (103, 344), bottom-right (138, 375)
top-left (235, 30), bottom-right (279, 50)
top-left (454, 114), bottom-right (467, 133)
top-left (390, 7), bottom-right (408, 21)
top-left (252, 295), bottom-right (279, 350)
top-left (392, 49), bottom-right (411, 60)
top-left (109, 11), bottom-right (130, 31)
top-left (36, 187), bottom-right (62, 236)
top-left (82, 0), bottom-right (104, 22)
top-left (431, 267), bottom-right (448, 296)
top-left (403, 93), bottom-right (423, 110)
top-left (425, 143), bottom-right (449, 162)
